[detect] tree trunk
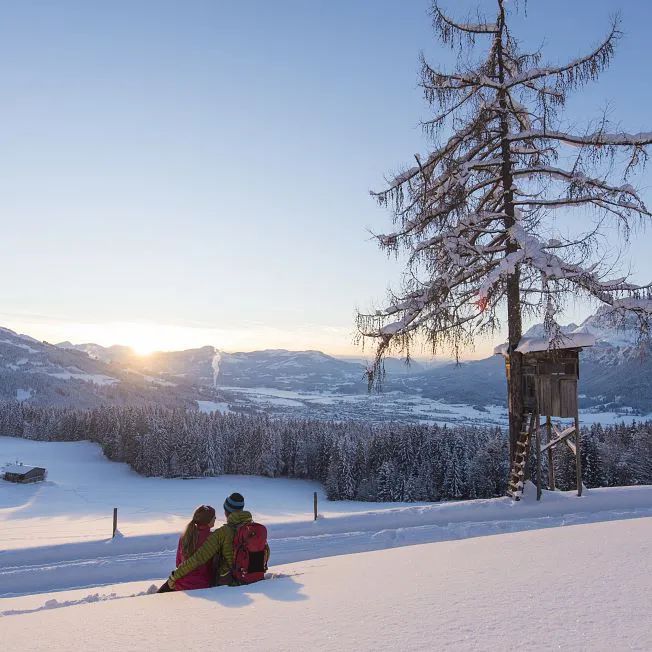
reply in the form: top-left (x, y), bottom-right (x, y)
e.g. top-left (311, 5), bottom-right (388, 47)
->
top-left (506, 284), bottom-right (524, 464)
top-left (497, 0), bottom-right (524, 465)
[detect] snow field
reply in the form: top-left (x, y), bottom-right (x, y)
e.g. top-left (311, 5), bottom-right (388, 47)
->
top-left (0, 436), bottom-right (405, 550)
top-left (2, 437), bottom-right (651, 599)
top-left (219, 385), bottom-right (651, 426)
top-left (1, 518), bottom-right (651, 651)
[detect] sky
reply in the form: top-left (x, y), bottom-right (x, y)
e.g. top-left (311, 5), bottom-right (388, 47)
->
top-left (1, 0), bottom-right (651, 358)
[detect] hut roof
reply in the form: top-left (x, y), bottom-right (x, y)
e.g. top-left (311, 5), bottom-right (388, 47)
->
top-left (494, 331), bottom-right (596, 357)
top-left (2, 463), bottom-right (43, 475)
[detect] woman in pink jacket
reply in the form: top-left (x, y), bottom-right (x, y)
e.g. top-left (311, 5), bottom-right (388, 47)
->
top-left (174, 505), bottom-right (216, 590)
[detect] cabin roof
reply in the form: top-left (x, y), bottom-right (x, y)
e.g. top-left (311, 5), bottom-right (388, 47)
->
top-left (494, 332), bottom-right (596, 357)
top-left (2, 463), bottom-right (44, 475)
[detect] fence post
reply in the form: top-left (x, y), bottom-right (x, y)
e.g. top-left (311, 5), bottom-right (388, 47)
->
top-left (112, 507), bottom-right (118, 538)
top-left (313, 492), bottom-right (318, 521)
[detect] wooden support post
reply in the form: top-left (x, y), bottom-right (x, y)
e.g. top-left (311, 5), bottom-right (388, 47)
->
top-left (574, 412), bottom-right (582, 497)
top-left (540, 425), bottom-right (576, 453)
top-left (313, 492), bottom-right (318, 521)
top-left (112, 507), bottom-right (118, 538)
top-left (523, 411), bottom-right (536, 483)
top-left (535, 413), bottom-right (542, 501)
top-left (546, 416), bottom-right (555, 490)
top-left (563, 438), bottom-right (577, 456)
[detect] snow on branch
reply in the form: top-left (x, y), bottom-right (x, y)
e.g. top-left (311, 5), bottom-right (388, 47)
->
top-left (411, 211), bottom-right (507, 254)
top-left (432, 4), bottom-right (498, 39)
top-left (371, 121), bottom-right (482, 200)
top-left (372, 248), bottom-right (502, 335)
top-left (421, 88), bottom-right (480, 133)
top-left (511, 222), bottom-right (648, 295)
top-left (505, 18), bottom-right (621, 89)
top-left (371, 119), bottom-right (502, 211)
top-left (513, 165), bottom-right (640, 197)
top-left (508, 129), bottom-right (652, 148)
top-left (474, 217), bottom-right (651, 312)
top-left (513, 195), bottom-right (651, 217)
top-left (511, 166), bottom-right (649, 216)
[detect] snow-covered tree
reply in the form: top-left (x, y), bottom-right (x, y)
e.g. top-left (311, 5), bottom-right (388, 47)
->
top-left (442, 432), bottom-right (468, 499)
top-left (3, 398), bottom-right (650, 501)
top-left (377, 460), bottom-right (402, 502)
top-left (357, 0), bottom-right (652, 462)
top-left (581, 426), bottom-right (605, 488)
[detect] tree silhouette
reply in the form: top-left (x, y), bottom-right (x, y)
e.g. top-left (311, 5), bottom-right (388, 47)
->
top-left (357, 0), bottom-right (652, 461)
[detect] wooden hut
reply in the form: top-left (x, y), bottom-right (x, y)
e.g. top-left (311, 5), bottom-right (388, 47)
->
top-left (2, 463), bottom-right (47, 483)
top-left (495, 332), bottom-right (595, 500)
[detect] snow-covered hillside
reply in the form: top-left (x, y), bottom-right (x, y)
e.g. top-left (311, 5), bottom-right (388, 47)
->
top-left (0, 326), bottom-right (205, 410)
top-left (1, 518), bottom-right (650, 650)
top-left (0, 437), bottom-right (393, 550)
top-left (2, 437), bottom-right (651, 601)
top-left (3, 308), bottom-right (652, 418)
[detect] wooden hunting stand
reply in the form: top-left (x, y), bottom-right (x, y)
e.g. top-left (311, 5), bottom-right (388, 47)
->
top-left (495, 333), bottom-right (595, 500)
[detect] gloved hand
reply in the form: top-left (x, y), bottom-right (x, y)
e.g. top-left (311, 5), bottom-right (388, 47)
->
top-left (156, 576), bottom-right (176, 593)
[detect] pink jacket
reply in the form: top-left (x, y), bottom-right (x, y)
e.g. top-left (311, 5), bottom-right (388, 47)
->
top-left (175, 525), bottom-right (213, 590)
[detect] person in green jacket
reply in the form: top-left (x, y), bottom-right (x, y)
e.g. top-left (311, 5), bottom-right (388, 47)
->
top-left (166, 492), bottom-right (265, 589)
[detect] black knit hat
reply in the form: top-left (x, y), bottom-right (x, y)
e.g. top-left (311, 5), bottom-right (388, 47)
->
top-left (224, 492), bottom-right (245, 513)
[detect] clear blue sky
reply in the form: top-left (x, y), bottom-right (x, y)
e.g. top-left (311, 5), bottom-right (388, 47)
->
top-left (1, 1), bottom-right (650, 356)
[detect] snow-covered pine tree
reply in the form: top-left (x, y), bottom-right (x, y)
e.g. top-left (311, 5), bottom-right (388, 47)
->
top-left (258, 419), bottom-right (283, 478)
top-left (581, 426), bottom-right (605, 488)
top-left (377, 460), bottom-right (402, 502)
top-left (442, 431), bottom-right (468, 499)
top-left (357, 0), bottom-right (652, 464)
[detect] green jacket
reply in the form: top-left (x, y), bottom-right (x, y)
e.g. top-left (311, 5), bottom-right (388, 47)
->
top-left (171, 510), bottom-right (255, 585)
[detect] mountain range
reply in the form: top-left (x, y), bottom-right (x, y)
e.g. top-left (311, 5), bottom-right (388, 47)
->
top-left (0, 307), bottom-right (650, 414)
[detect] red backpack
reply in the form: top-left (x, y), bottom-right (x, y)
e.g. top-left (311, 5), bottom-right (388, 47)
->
top-left (231, 522), bottom-right (269, 584)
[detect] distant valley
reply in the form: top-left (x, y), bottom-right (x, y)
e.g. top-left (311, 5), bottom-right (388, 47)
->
top-left (0, 307), bottom-right (650, 424)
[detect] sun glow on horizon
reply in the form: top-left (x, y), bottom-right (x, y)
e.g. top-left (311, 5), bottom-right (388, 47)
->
top-left (0, 316), bottom-right (366, 357)
top-left (0, 314), bottom-right (499, 360)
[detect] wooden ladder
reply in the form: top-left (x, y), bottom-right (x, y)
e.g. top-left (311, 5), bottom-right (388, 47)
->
top-left (507, 411), bottom-right (537, 500)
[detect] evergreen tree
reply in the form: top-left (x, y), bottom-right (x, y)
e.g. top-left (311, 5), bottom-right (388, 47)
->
top-left (377, 460), bottom-right (402, 502)
top-left (443, 432), bottom-right (468, 499)
top-left (582, 427), bottom-right (605, 488)
top-left (2, 400), bottom-right (649, 503)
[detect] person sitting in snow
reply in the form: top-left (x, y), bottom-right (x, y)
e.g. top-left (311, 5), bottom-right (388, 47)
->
top-left (165, 492), bottom-right (269, 590)
top-left (171, 504), bottom-right (216, 591)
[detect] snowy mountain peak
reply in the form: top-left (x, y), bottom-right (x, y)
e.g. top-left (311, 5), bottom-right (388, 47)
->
top-left (523, 322), bottom-right (578, 339)
top-left (575, 307), bottom-right (642, 348)
top-left (525, 306), bottom-right (646, 351)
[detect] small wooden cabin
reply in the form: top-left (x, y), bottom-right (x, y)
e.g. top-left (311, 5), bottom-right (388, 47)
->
top-left (495, 331), bottom-right (596, 499)
top-left (2, 463), bottom-right (47, 483)
top-left (495, 332), bottom-right (595, 418)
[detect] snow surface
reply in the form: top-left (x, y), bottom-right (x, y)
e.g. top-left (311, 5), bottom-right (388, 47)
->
top-left (0, 437), bottom-right (430, 551)
top-left (0, 338), bottom-right (39, 354)
top-left (221, 385), bottom-right (647, 427)
top-left (45, 370), bottom-right (118, 385)
top-left (1, 518), bottom-right (650, 651)
top-left (195, 399), bottom-right (230, 414)
top-left (1, 437), bottom-right (651, 602)
top-left (15, 389), bottom-right (32, 402)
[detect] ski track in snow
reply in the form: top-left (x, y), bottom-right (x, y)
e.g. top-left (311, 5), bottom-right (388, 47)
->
top-left (3, 521), bottom-right (650, 651)
top-left (2, 496), bottom-right (651, 605)
top-left (2, 438), bottom-right (651, 614)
